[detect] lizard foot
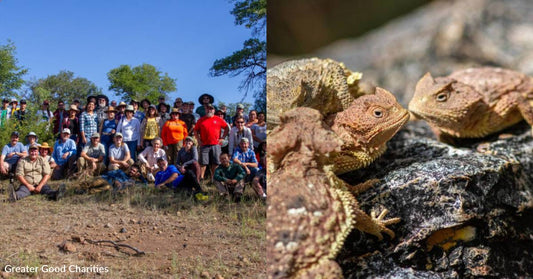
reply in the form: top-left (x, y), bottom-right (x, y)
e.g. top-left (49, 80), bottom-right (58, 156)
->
top-left (353, 207), bottom-right (401, 241)
top-left (347, 178), bottom-right (380, 195)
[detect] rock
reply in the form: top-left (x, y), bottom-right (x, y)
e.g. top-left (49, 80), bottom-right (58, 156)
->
top-left (1, 271), bottom-right (10, 278)
top-left (71, 235), bottom-right (85, 243)
top-left (104, 223), bottom-right (113, 229)
top-left (214, 274), bottom-right (224, 279)
top-left (59, 241), bottom-right (77, 253)
top-left (200, 271), bottom-right (210, 278)
top-left (120, 228), bottom-right (127, 233)
top-left (337, 121), bottom-right (533, 278)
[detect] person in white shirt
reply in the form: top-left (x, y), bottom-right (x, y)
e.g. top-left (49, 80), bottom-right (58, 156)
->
top-left (117, 105), bottom-right (141, 162)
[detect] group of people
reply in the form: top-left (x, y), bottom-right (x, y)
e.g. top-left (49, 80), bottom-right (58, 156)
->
top-left (2, 93), bottom-right (267, 203)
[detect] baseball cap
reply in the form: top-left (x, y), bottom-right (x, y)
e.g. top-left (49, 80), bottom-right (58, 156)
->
top-left (62, 128), bottom-right (71, 134)
top-left (91, 132), bottom-right (100, 138)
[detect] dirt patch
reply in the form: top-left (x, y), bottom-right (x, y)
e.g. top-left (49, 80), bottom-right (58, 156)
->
top-left (0, 180), bottom-right (266, 278)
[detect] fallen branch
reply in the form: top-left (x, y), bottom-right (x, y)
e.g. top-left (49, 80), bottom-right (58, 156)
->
top-left (85, 239), bottom-right (145, 256)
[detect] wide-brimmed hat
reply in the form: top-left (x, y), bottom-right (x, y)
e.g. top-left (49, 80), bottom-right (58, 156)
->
top-left (28, 143), bottom-right (39, 150)
top-left (105, 106), bottom-right (117, 113)
top-left (68, 105), bottom-right (79, 112)
top-left (140, 98), bottom-right (151, 106)
top-left (236, 103), bottom-right (244, 109)
top-left (125, 105), bottom-right (134, 112)
top-left (117, 101), bottom-right (127, 108)
top-left (198, 93), bottom-right (214, 104)
top-left (38, 142), bottom-right (53, 152)
top-left (10, 98), bottom-right (18, 105)
top-left (170, 108), bottom-right (181, 114)
top-left (114, 132), bottom-right (123, 138)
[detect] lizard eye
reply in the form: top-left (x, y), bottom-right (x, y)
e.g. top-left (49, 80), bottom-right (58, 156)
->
top-left (436, 92), bottom-right (448, 102)
top-left (373, 109), bottom-right (383, 118)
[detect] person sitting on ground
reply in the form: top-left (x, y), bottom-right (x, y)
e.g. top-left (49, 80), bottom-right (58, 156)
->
top-left (0, 131), bottom-right (27, 176)
top-left (23, 132), bottom-right (39, 157)
top-left (39, 142), bottom-right (56, 169)
top-left (154, 157), bottom-right (207, 199)
top-left (138, 137), bottom-right (166, 182)
top-left (231, 138), bottom-right (259, 182)
top-left (228, 115), bottom-right (253, 156)
top-left (176, 136), bottom-right (201, 183)
top-left (77, 133), bottom-right (106, 176)
top-left (213, 153), bottom-right (245, 202)
top-left (51, 128), bottom-right (77, 180)
top-left (103, 164), bottom-right (148, 191)
top-left (108, 133), bottom-right (134, 171)
top-left (252, 147), bottom-right (267, 200)
top-left (7, 144), bottom-right (66, 202)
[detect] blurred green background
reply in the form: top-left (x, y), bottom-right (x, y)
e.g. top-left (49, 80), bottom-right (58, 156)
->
top-left (267, 0), bottom-right (432, 55)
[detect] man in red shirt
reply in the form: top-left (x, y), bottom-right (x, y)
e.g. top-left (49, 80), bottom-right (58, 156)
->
top-left (194, 104), bottom-right (229, 181)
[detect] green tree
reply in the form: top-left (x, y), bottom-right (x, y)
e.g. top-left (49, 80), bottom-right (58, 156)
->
top-left (0, 41), bottom-right (28, 98)
top-left (28, 70), bottom-right (102, 105)
top-left (210, 0), bottom-right (266, 112)
top-left (107, 64), bottom-right (176, 103)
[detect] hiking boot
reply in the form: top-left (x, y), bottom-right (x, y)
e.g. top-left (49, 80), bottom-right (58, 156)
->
top-left (7, 183), bottom-right (17, 202)
top-left (55, 184), bottom-right (66, 200)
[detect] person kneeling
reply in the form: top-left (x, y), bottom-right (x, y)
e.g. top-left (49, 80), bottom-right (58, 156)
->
top-left (8, 144), bottom-right (66, 201)
top-left (154, 158), bottom-right (207, 199)
top-left (213, 153), bottom-right (245, 202)
top-left (77, 133), bottom-right (106, 176)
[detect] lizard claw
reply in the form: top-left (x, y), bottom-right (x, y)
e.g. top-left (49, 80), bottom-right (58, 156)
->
top-left (370, 208), bottom-right (401, 239)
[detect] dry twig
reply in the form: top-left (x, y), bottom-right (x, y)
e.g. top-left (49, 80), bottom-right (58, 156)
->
top-left (86, 239), bottom-right (146, 256)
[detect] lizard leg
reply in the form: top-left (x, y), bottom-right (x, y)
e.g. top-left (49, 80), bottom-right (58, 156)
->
top-left (347, 178), bottom-right (379, 195)
top-left (353, 206), bottom-right (401, 240)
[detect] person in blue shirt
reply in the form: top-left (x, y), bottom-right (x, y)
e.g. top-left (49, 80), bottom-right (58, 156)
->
top-left (51, 128), bottom-right (77, 180)
top-left (154, 158), bottom-right (207, 199)
top-left (0, 131), bottom-right (27, 175)
top-left (231, 138), bottom-right (259, 182)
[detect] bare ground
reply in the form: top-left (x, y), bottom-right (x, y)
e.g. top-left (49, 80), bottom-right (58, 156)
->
top-left (0, 179), bottom-right (266, 278)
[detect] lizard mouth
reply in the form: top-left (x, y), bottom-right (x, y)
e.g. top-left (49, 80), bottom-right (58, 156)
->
top-left (368, 109), bottom-right (409, 147)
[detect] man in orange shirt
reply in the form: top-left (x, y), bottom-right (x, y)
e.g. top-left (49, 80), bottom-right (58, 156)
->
top-left (194, 104), bottom-right (230, 181)
top-left (161, 108), bottom-right (188, 165)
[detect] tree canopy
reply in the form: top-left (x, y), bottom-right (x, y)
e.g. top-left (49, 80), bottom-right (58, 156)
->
top-left (0, 41), bottom-right (28, 98)
top-left (210, 0), bottom-right (266, 112)
top-left (28, 70), bottom-right (102, 105)
top-left (107, 64), bottom-right (176, 104)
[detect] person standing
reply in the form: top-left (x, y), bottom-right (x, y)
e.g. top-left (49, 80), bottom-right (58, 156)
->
top-left (116, 105), bottom-right (141, 161)
top-left (194, 104), bottom-right (229, 181)
top-left (161, 108), bottom-right (188, 165)
top-left (228, 115), bottom-right (254, 156)
top-left (99, 106), bottom-right (118, 165)
top-left (195, 93), bottom-right (217, 118)
top-left (79, 101), bottom-right (99, 149)
top-left (0, 99), bottom-right (10, 127)
top-left (140, 105), bottom-right (160, 149)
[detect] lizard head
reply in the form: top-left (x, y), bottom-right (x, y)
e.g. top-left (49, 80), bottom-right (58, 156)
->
top-left (409, 72), bottom-right (486, 136)
top-left (332, 87), bottom-right (409, 150)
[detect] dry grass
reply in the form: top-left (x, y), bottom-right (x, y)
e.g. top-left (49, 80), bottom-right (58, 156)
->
top-left (0, 178), bottom-right (266, 278)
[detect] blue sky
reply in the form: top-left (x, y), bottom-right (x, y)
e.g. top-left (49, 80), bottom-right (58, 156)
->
top-left (0, 0), bottom-right (259, 105)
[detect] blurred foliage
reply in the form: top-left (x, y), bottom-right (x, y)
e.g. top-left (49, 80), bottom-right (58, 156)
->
top-left (26, 70), bottom-right (102, 106)
top-left (268, 0), bottom-right (432, 55)
top-left (210, 0), bottom-right (266, 113)
top-left (0, 105), bottom-right (55, 149)
top-left (0, 41), bottom-right (28, 99)
top-left (107, 64), bottom-right (177, 104)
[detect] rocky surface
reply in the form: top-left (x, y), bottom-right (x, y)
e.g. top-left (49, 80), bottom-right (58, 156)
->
top-left (269, 0), bottom-right (533, 106)
top-left (336, 121), bottom-right (533, 278)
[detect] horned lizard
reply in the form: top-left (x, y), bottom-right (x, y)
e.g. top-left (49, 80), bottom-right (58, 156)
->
top-left (267, 58), bottom-right (409, 175)
top-left (267, 107), bottom-right (401, 279)
top-left (409, 67), bottom-right (533, 141)
top-left (267, 58), bottom-right (365, 129)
